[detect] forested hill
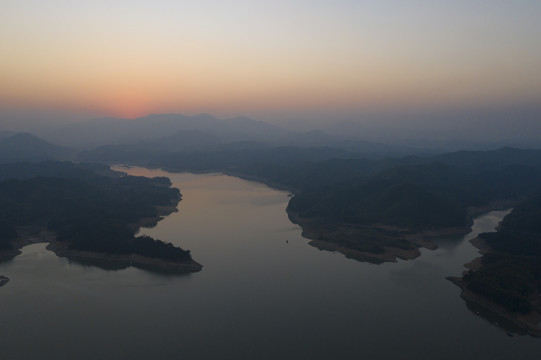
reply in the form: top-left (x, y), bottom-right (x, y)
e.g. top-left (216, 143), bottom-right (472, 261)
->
top-left (0, 161), bottom-right (119, 181)
top-left (4, 144), bottom-right (541, 265)
top-left (287, 155), bottom-right (541, 229)
top-left (0, 133), bottom-right (73, 163)
top-left (479, 196), bottom-right (541, 257)
top-left (0, 162), bottom-right (200, 272)
top-left (108, 146), bottom-right (541, 258)
top-left (455, 196), bottom-right (541, 334)
top-left (76, 142), bottom-right (541, 250)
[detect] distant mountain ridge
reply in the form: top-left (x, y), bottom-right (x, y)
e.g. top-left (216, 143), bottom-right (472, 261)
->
top-left (0, 132), bottom-right (73, 163)
top-left (0, 131), bottom-right (15, 140)
top-left (39, 113), bottom-right (292, 148)
top-left (34, 113), bottom-right (419, 156)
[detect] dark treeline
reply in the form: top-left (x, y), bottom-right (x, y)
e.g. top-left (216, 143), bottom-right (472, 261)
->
top-left (100, 146), bottom-right (541, 239)
top-left (88, 146), bottom-right (541, 210)
top-left (3, 122), bottom-right (541, 323)
top-left (78, 140), bottom-right (541, 314)
top-left (79, 143), bottom-right (541, 254)
top-left (463, 196), bottom-right (541, 314)
top-left (4, 131), bottom-right (541, 280)
top-left (0, 162), bottom-right (191, 263)
top-left (287, 151), bottom-right (541, 229)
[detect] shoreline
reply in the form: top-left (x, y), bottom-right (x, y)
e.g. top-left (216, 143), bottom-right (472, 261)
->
top-left (448, 235), bottom-right (541, 337)
top-left (123, 165), bottom-right (503, 265)
top-left (152, 165), bottom-right (300, 194)
top-left (448, 275), bottom-right (541, 337)
top-left (131, 204), bottom-right (180, 231)
top-left (307, 239), bottom-right (424, 264)
top-left (287, 210), bottom-right (470, 264)
top-left (0, 208), bottom-right (202, 273)
top-left (0, 232), bottom-right (202, 274)
top-left (0, 229), bottom-right (54, 260)
top-left (47, 240), bottom-right (202, 273)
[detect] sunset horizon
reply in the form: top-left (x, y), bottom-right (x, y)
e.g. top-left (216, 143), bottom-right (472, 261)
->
top-left (3, 2), bottom-right (541, 357)
top-left (2, 1), bottom-right (540, 134)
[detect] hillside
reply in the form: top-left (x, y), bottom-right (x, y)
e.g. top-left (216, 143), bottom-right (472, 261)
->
top-left (0, 162), bottom-right (201, 272)
top-left (0, 133), bottom-right (73, 163)
top-left (452, 196), bottom-right (541, 336)
top-left (80, 145), bottom-right (541, 263)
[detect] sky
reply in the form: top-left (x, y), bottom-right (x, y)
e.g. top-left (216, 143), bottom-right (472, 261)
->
top-left (1, 0), bottom-right (540, 137)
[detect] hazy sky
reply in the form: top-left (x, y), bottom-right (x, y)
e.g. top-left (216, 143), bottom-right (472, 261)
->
top-left (1, 0), bottom-right (540, 132)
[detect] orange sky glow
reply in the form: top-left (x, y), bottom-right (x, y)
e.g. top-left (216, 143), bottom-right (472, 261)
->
top-left (1, 1), bottom-right (540, 123)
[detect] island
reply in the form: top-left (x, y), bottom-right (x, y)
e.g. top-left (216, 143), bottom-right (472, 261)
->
top-left (448, 196), bottom-right (541, 337)
top-left (0, 161), bottom-right (202, 273)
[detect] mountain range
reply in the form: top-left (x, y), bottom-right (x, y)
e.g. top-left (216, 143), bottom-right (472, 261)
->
top-left (31, 113), bottom-right (419, 156)
top-left (0, 132), bottom-right (73, 163)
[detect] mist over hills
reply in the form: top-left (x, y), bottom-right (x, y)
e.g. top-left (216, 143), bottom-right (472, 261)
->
top-left (3, 113), bottom-right (541, 326)
top-left (322, 104), bottom-right (541, 151)
top-left (0, 132), bottom-right (74, 163)
top-left (0, 131), bottom-right (15, 140)
top-left (29, 113), bottom-right (423, 157)
top-left (4, 112), bottom-right (541, 167)
top-left (37, 113), bottom-right (291, 148)
top-left (23, 111), bottom-right (540, 157)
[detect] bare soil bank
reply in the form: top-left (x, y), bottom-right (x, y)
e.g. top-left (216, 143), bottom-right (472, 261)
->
top-left (47, 240), bottom-right (202, 273)
top-left (0, 225), bottom-right (201, 273)
top-left (448, 236), bottom-right (541, 337)
top-left (288, 210), bottom-right (469, 264)
top-left (448, 274), bottom-right (541, 337)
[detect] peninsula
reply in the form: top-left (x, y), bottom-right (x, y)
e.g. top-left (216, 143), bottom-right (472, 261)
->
top-left (0, 162), bottom-right (201, 273)
top-left (449, 196), bottom-right (541, 337)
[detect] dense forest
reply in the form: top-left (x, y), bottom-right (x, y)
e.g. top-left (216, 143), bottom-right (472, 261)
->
top-left (0, 162), bottom-right (198, 269)
top-left (2, 130), bottom-right (541, 332)
top-left (38, 136), bottom-right (541, 259)
top-left (463, 196), bottom-right (541, 314)
top-left (123, 147), bottom-right (541, 255)
top-left (4, 131), bottom-right (541, 278)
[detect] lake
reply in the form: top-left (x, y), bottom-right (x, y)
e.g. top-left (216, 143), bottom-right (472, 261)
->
top-left (0, 167), bottom-right (539, 359)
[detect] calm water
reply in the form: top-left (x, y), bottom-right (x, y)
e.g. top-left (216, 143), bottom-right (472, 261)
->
top-left (0, 168), bottom-right (539, 359)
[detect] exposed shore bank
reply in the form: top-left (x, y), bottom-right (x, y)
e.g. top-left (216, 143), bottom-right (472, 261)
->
top-left (286, 199), bottom-right (524, 265)
top-left (287, 210), bottom-right (470, 264)
top-left (0, 222), bottom-right (202, 274)
top-left (448, 274), bottom-right (541, 337)
top-left (448, 236), bottom-right (541, 337)
top-left (47, 240), bottom-right (202, 273)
